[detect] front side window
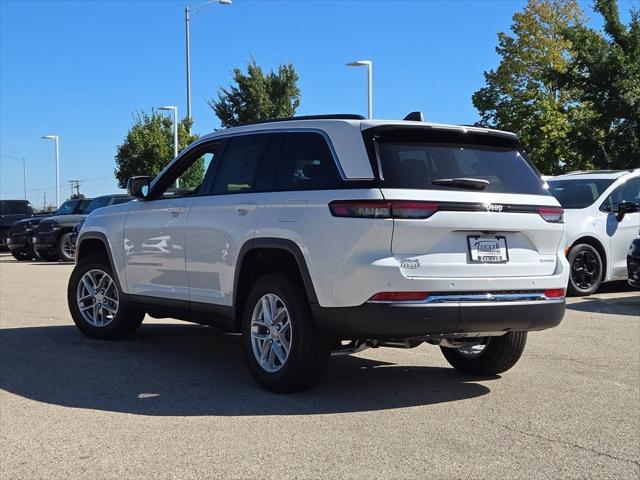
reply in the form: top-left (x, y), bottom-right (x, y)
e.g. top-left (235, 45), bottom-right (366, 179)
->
top-left (84, 196), bottom-right (110, 214)
top-left (213, 134), bottom-right (269, 194)
top-left (548, 179), bottom-right (615, 209)
top-left (605, 177), bottom-right (640, 211)
top-left (152, 142), bottom-right (220, 199)
top-left (275, 132), bottom-right (342, 191)
top-left (55, 200), bottom-right (79, 215)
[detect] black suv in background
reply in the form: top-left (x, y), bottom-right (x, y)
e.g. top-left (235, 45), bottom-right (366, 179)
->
top-left (34, 194), bottom-right (131, 261)
top-left (8, 199), bottom-right (91, 261)
top-left (0, 200), bottom-right (33, 248)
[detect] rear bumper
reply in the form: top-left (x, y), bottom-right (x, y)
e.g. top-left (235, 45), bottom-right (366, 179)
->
top-left (312, 294), bottom-right (565, 338)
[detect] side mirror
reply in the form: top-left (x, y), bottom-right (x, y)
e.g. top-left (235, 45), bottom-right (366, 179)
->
top-left (127, 176), bottom-right (151, 199)
top-left (616, 201), bottom-right (639, 222)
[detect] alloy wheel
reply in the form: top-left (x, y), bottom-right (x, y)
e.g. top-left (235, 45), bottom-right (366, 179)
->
top-left (571, 250), bottom-right (598, 290)
top-left (76, 269), bottom-right (119, 327)
top-left (250, 293), bottom-right (292, 373)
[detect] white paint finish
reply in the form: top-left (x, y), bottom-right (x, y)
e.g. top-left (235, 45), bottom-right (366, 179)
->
top-left (123, 197), bottom-right (196, 300)
top-left (555, 171), bottom-right (640, 282)
top-left (381, 189), bottom-right (564, 278)
top-left (185, 192), bottom-right (267, 305)
top-left (278, 199), bottom-right (308, 222)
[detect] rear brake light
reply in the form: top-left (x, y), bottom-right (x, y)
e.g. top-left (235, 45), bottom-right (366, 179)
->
top-left (369, 291), bottom-right (430, 302)
top-left (538, 207), bottom-right (564, 223)
top-left (544, 288), bottom-right (565, 298)
top-left (329, 200), bottom-right (438, 219)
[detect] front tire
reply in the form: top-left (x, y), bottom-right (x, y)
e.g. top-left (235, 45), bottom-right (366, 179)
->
top-left (57, 232), bottom-right (75, 262)
top-left (440, 332), bottom-right (527, 376)
top-left (11, 249), bottom-right (34, 261)
top-left (567, 244), bottom-right (602, 296)
top-left (67, 255), bottom-right (144, 340)
top-left (242, 274), bottom-right (331, 393)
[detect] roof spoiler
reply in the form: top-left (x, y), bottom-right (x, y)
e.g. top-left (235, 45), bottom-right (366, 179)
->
top-left (403, 111), bottom-right (424, 122)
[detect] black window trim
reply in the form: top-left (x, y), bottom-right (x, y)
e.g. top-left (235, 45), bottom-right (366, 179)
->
top-left (147, 138), bottom-right (226, 200)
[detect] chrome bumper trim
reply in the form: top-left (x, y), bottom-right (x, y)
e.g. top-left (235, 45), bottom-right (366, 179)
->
top-left (368, 292), bottom-right (562, 305)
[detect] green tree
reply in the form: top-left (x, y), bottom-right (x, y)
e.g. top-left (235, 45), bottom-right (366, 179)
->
top-left (210, 59), bottom-right (301, 128)
top-left (472, 0), bottom-right (587, 174)
top-left (114, 112), bottom-right (199, 189)
top-left (562, 0), bottom-right (640, 170)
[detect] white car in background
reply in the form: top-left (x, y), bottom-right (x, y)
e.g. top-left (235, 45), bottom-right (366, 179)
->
top-left (547, 169), bottom-right (640, 295)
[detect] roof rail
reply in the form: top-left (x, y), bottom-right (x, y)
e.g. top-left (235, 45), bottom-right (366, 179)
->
top-left (236, 114), bottom-right (365, 127)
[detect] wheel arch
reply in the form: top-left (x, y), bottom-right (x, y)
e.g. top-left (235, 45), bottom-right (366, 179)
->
top-left (76, 232), bottom-right (126, 295)
top-left (568, 236), bottom-right (608, 281)
top-left (233, 238), bottom-right (318, 330)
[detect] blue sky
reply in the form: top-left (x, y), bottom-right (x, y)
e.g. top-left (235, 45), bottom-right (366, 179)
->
top-left (0, 0), bottom-right (636, 208)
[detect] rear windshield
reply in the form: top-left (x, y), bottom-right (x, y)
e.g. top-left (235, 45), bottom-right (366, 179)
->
top-left (547, 178), bottom-right (614, 209)
top-left (376, 142), bottom-right (547, 195)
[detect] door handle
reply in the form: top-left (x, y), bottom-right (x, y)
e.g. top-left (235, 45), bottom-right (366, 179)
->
top-left (236, 202), bottom-right (257, 215)
top-left (169, 207), bottom-right (185, 217)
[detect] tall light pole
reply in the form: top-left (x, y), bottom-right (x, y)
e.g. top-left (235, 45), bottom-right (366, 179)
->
top-left (185, 0), bottom-right (232, 122)
top-left (42, 135), bottom-right (60, 208)
top-left (159, 106), bottom-right (179, 188)
top-left (346, 60), bottom-right (373, 119)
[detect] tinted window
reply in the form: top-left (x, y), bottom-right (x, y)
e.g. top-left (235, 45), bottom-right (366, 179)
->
top-left (112, 197), bottom-right (133, 205)
top-left (78, 200), bottom-right (92, 213)
top-left (84, 196), bottom-right (110, 214)
top-left (608, 177), bottom-right (640, 209)
top-left (213, 135), bottom-right (269, 194)
top-left (378, 142), bottom-right (547, 195)
top-left (275, 132), bottom-right (342, 190)
top-left (547, 179), bottom-right (615, 209)
top-left (0, 201), bottom-right (29, 215)
top-left (55, 200), bottom-right (79, 215)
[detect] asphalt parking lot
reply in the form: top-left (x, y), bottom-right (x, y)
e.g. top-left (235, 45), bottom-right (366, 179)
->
top-left (0, 253), bottom-right (638, 479)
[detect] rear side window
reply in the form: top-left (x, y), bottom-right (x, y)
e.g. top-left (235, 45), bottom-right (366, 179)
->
top-left (112, 197), bottom-right (132, 205)
top-left (213, 134), bottom-right (269, 194)
top-left (377, 142), bottom-right (547, 195)
top-left (275, 132), bottom-right (342, 190)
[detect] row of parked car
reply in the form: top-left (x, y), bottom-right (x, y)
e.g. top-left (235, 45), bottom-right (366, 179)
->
top-left (0, 169), bottom-right (638, 294)
top-left (0, 195), bottom-right (132, 262)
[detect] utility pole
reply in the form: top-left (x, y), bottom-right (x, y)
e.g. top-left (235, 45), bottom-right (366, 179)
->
top-left (68, 179), bottom-right (81, 198)
top-left (43, 192), bottom-right (47, 212)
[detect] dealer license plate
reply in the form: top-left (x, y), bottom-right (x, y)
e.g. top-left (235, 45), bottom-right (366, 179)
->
top-left (467, 235), bottom-right (508, 263)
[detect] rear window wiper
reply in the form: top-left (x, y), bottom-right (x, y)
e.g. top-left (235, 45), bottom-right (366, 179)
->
top-left (432, 178), bottom-right (490, 191)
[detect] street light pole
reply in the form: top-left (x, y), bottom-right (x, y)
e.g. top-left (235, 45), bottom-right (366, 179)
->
top-left (22, 158), bottom-right (26, 200)
top-left (42, 135), bottom-right (60, 208)
top-left (159, 106), bottom-right (179, 188)
top-left (185, 0), bottom-right (232, 122)
top-left (346, 60), bottom-right (373, 119)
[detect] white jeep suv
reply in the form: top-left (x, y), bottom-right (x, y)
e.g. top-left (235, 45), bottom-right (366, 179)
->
top-left (547, 170), bottom-right (640, 295)
top-left (68, 114), bottom-right (569, 392)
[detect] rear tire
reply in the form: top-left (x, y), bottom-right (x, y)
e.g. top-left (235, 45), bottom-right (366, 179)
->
top-left (567, 244), bottom-right (602, 296)
top-left (242, 273), bottom-right (331, 393)
top-left (57, 232), bottom-right (75, 262)
top-left (68, 255), bottom-right (144, 340)
top-left (440, 332), bottom-right (527, 376)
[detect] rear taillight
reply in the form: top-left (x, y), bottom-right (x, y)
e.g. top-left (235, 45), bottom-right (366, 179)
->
top-left (538, 207), bottom-right (564, 223)
top-left (369, 291), bottom-right (430, 302)
top-left (544, 288), bottom-right (565, 298)
top-left (329, 200), bottom-right (438, 219)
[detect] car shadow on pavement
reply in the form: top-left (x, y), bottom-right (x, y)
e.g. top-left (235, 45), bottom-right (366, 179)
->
top-left (567, 295), bottom-right (639, 316)
top-left (0, 323), bottom-right (491, 416)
